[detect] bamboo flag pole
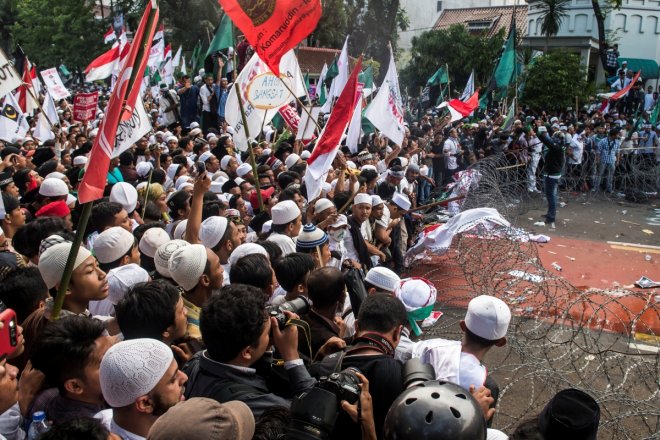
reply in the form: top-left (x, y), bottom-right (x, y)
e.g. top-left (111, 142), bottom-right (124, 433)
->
top-left (234, 82), bottom-right (264, 212)
top-left (51, 0), bottom-right (160, 320)
top-left (278, 78), bottom-right (322, 131)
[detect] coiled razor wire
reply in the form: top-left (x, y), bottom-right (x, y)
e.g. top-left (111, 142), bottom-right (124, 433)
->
top-left (411, 153), bottom-right (659, 439)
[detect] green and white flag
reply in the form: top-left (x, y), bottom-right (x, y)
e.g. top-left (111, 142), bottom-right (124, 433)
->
top-left (206, 13), bottom-right (234, 58)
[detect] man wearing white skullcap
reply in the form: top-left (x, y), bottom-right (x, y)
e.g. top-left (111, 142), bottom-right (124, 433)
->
top-left (97, 339), bottom-right (187, 439)
top-left (344, 193), bottom-right (381, 269)
top-left (169, 244), bottom-right (224, 340)
top-left (139, 227), bottom-right (171, 272)
top-left (267, 200), bottom-right (302, 257)
top-left (93, 226), bottom-right (140, 272)
top-left (387, 193), bottom-right (411, 272)
top-left (154, 239), bottom-right (189, 279)
top-left (38, 241), bottom-right (109, 315)
top-left (409, 295), bottom-right (511, 400)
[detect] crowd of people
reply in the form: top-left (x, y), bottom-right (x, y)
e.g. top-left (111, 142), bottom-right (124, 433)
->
top-left (1, 55), bottom-right (655, 438)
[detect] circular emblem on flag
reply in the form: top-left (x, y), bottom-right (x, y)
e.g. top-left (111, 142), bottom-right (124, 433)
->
top-left (1, 104), bottom-right (18, 121)
top-left (238, 0), bottom-right (276, 26)
top-left (246, 72), bottom-right (292, 110)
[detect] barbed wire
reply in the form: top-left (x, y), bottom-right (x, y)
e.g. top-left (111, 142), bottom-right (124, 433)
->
top-left (410, 153), bottom-right (659, 439)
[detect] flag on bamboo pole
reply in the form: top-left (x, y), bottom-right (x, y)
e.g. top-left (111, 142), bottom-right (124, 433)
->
top-left (650, 100), bottom-right (660, 125)
top-left (104, 27), bottom-right (117, 44)
top-left (427, 67), bottom-right (448, 86)
top-left (365, 46), bottom-right (405, 146)
top-left (329, 37), bottom-right (349, 99)
top-left (172, 45), bottom-right (182, 70)
top-left (148, 24), bottom-right (165, 69)
top-left (206, 13), bottom-right (234, 58)
top-left (85, 46), bottom-right (120, 82)
top-left (218, 0), bottom-right (322, 76)
top-left (493, 26), bottom-right (516, 90)
top-left (78, 0), bottom-right (159, 204)
top-left (304, 57), bottom-right (362, 200)
top-left (33, 92), bottom-right (58, 142)
top-left (359, 64), bottom-right (374, 97)
top-left (181, 56), bottom-right (187, 75)
top-left (437, 90), bottom-right (480, 122)
top-left (190, 41), bottom-right (202, 72)
top-left (14, 56), bottom-right (38, 115)
top-left (501, 98), bottom-right (516, 131)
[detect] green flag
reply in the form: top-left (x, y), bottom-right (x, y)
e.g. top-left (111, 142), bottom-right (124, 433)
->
top-left (359, 65), bottom-right (374, 90)
top-left (493, 27), bottom-right (516, 89)
top-left (206, 14), bottom-right (234, 58)
top-left (319, 82), bottom-right (327, 105)
top-left (651, 102), bottom-right (660, 125)
top-left (58, 64), bottom-right (71, 78)
top-left (427, 67), bottom-right (448, 86)
top-left (324, 57), bottom-right (339, 88)
top-left (304, 71), bottom-right (310, 91)
top-left (190, 41), bottom-right (202, 71)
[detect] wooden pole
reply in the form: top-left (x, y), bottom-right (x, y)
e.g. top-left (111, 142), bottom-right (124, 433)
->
top-left (278, 77), bottom-right (322, 131)
top-left (51, 0), bottom-right (160, 320)
top-left (407, 194), bottom-right (466, 213)
top-left (234, 82), bottom-right (264, 212)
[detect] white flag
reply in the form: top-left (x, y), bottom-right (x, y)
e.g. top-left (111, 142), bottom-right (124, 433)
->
top-left (460, 70), bottom-right (474, 101)
top-left (317, 63), bottom-right (328, 99)
top-left (279, 51), bottom-right (307, 99)
top-left (0, 93), bottom-right (29, 142)
top-left (346, 99), bottom-right (362, 154)
top-left (329, 37), bottom-right (349, 99)
top-left (148, 27), bottom-right (165, 70)
top-left (295, 106), bottom-right (321, 141)
top-left (172, 45), bottom-right (182, 71)
top-left (112, 98), bottom-right (152, 158)
top-left (40, 68), bottom-right (70, 100)
top-left (225, 53), bottom-right (277, 151)
top-left (181, 56), bottom-right (187, 75)
top-left (364, 46), bottom-right (405, 146)
top-left (33, 92), bottom-right (59, 142)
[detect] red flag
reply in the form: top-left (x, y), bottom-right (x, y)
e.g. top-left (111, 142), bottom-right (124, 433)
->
top-left (447, 90), bottom-right (479, 117)
top-left (218, 0), bottom-right (322, 76)
top-left (304, 58), bottom-right (362, 200)
top-left (78, 1), bottom-right (159, 204)
top-left (610, 71), bottom-right (641, 101)
top-left (15, 59), bottom-right (35, 114)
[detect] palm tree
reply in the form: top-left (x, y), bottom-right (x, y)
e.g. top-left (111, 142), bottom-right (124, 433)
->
top-left (537, 0), bottom-right (571, 53)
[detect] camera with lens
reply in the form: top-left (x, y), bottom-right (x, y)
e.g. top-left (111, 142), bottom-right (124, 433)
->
top-left (403, 358), bottom-right (435, 389)
top-left (266, 296), bottom-right (310, 330)
top-left (287, 368), bottom-right (362, 440)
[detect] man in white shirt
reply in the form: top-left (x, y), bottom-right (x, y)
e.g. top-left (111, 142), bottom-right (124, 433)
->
top-left (267, 200), bottom-right (302, 256)
top-left (443, 128), bottom-right (462, 183)
top-left (199, 74), bottom-right (219, 132)
top-left (158, 85), bottom-right (179, 128)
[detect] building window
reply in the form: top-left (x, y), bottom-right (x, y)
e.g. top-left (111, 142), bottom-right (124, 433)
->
top-left (467, 20), bottom-right (493, 33)
top-left (437, 1), bottom-right (442, 12)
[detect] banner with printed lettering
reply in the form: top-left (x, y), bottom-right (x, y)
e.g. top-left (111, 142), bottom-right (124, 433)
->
top-left (0, 49), bottom-right (22, 99)
top-left (73, 92), bottom-right (99, 122)
top-left (40, 68), bottom-right (70, 100)
top-left (278, 104), bottom-right (300, 132)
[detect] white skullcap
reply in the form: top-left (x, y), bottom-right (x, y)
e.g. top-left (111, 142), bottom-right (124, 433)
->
top-left (100, 339), bottom-right (174, 408)
top-left (107, 264), bottom-right (150, 305)
top-left (261, 220), bottom-right (272, 234)
top-left (361, 164), bottom-right (377, 173)
top-left (329, 214), bottom-right (348, 229)
top-left (220, 155), bottom-right (232, 170)
top-left (198, 151), bottom-right (214, 163)
top-left (73, 156), bottom-right (88, 166)
top-left (371, 195), bottom-right (384, 206)
top-left (166, 164), bottom-right (181, 181)
top-left (300, 150), bottom-right (311, 160)
top-left (465, 295), bottom-right (511, 340)
top-left (175, 175), bottom-right (191, 191)
top-left (173, 220), bottom-right (188, 240)
top-left (167, 135), bottom-right (178, 143)
top-left (314, 198), bottom-right (334, 215)
top-left (94, 226), bottom-right (136, 264)
top-left (271, 200), bottom-right (300, 225)
top-left (139, 228), bottom-right (171, 258)
top-left (236, 163), bottom-right (252, 177)
top-left (262, 148), bottom-right (272, 156)
top-left (154, 239), bottom-right (189, 279)
top-left (136, 162), bottom-right (154, 178)
top-left (136, 182), bottom-right (148, 192)
top-left (228, 243), bottom-right (268, 267)
top-left (200, 216), bottom-right (228, 249)
top-left (45, 172), bottom-right (66, 180)
top-left (190, 122), bottom-right (200, 129)
top-left (285, 154), bottom-right (300, 169)
top-left (39, 242), bottom-right (93, 289)
top-left (391, 192), bottom-right (411, 211)
top-left (39, 178), bottom-right (69, 197)
top-left (209, 181), bottom-right (224, 194)
top-left (346, 161), bottom-right (357, 170)
top-left (398, 278), bottom-right (437, 310)
top-left (110, 182), bottom-right (138, 213)
top-left (169, 244), bottom-right (208, 291)
top-left (353, 193), bottom-right (371, 206)
top-left (364, 267), bottom-right (400, 293)
top-left (234, 177), bottom-right (245, 187)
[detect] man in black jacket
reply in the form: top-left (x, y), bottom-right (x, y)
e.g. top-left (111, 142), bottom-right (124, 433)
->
top-left (182, 284), bottom-right (315, 418)
top-left (537, 126), bottom-right (566, 227)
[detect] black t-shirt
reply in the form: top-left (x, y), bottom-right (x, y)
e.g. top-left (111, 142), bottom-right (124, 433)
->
top-left (309, 353), bottom-right (405, 439)
top-left (430, 140), bottom-right (445, 169)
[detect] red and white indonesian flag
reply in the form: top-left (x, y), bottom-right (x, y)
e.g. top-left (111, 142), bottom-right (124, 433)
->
top-left (437, 90), bottom-right (480, 122)
top-left (104, 26), bottom-right (117, 44)
top-left (148, 24), bottom-right (165, 70)
top-left (364, 46), bottom-right (405, 146)
top-left (597, 70), bottom-right (641, 101)
top-left (304, 58), bottom-right (362, 200)
top-left (85, 45), bottom-right (120, 82)
top-left (14, 57), bottom-right (38, 115)
top-left (78, 0), bottom-right (159, 204)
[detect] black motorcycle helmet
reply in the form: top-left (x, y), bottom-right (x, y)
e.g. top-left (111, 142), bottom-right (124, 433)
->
top-left (383, 380), bottom-right (487, 440)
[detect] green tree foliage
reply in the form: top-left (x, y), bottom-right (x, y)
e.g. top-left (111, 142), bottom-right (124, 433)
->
top-left (0, 0), bottom-right (18, 54)
top-left (11, 0), bottom-right (104, 68)
top-left (538, 0), bottom-right (570, 51)
top-left (521, 50), bottom-right (588, 112)
top-left (159, 0), bottom-right (221, 54)
top-left (400, 25), bottom-right (505, 97)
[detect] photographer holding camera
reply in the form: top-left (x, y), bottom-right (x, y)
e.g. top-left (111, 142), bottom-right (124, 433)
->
top-left (182, 284), bottom-right (315, 418)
